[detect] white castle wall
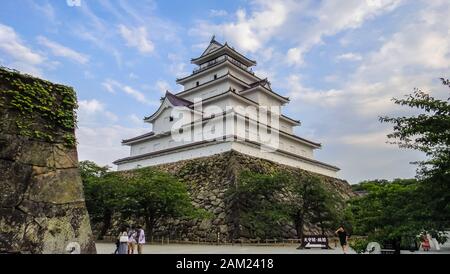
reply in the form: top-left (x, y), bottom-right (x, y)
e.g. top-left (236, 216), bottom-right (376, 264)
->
top-left (119, 140), bottom-right (337, 177)
top-left (231, 142), bottom-right (337, 177)
top-left (118, 142), bottom-right (233, 171)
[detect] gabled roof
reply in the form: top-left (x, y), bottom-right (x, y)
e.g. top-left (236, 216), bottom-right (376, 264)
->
top-left (191, 41), bottom-right (257, 67)
top-left (176, 55), bottom-right (260, 84)
top-left (240, 79), bottom-right (290, 103)
top-left (250, 78), bottom-right (273, 90)
top-left (144, 91), bottom-right (194, 122)
top-left (165, 91), bottom-right (192, 107)
top-left (199, 36), bottom-right (223, 57)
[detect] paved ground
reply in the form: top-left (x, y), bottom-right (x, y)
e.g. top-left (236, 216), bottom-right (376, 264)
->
top-left (96, 242), bottom-right (356, 254)
top-left (96, 239), bottom-right (450, 254)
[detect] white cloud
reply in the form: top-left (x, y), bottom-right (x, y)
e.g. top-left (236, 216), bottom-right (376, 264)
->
top-left (155, 80), bottom-right (170, 94)
top-left (101, 79), bottom-right (155, 105)
top-left (0, 23), bottom-right (45, 75)
top-left (78, 99), bottom-right (118, 123)
top-left (286, 47), bottom-right (304, 66)
top-left (190, 1), bottom-right (290, 53)
top-left (76, 125), bottom-right (148, 167)
top-left (122, 85), bottom-right (149, 104)
top-left (72, 1), bottom-right (125, 68)
top-left (190, 0), bottom-right (401, 65)
top-left (167, 53), bottom-right (188, 77)
top-left (287, 75), bottom-right (344, 108)
top-left (37, 36), bottom-right (89, 64)
top-left (128, 114), bottom-right (143, 125)
top-left (285, 0), bottom-right (403, 66)
top-left (102, 79), bottom-right (116, 93)
top-left (79, 99), bottom-right (104, 113)
top-left (118, 24), bottom-right (154, 54)
top-left (84, 70), bottom-right (95, 79)
top-left (30, 1), bottom-right (59, 26)
top-left (209, 9), bottom-right (228, 17)
top-left (285, 1), bottom-right (450, 182)
top-left (337, 130), bottom-right (393, 148)
top-left (336, 52), bottom-right (362, 62)
top-left (129, 73), bottom-right (139, 79)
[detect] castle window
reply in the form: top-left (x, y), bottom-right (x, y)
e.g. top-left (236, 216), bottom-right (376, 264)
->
top-left (169, 116), bottom-right (174, 122)
top-left (196, 81), bottom-right (200, 86)
top-left (214, 74), bottom-right (217, 80)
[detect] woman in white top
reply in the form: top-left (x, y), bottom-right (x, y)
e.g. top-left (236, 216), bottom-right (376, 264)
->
top-left (117, 226), bottom-right (129, 254)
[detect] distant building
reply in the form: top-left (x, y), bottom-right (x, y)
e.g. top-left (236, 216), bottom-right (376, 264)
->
top-left (114, 38), bottom-right (340, 177)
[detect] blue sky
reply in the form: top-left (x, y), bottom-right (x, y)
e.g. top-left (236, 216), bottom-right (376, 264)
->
top-left (1, 0), bottom-right (449, 183)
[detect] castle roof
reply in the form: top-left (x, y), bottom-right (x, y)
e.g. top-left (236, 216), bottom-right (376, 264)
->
top-left (143, 91), bottom-right (194, 122)
top-left (191, 39), bottom-right (256, 67)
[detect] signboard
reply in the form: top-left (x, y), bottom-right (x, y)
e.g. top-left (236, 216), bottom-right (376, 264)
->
top-left (301, 235), bottom-right (329, 249)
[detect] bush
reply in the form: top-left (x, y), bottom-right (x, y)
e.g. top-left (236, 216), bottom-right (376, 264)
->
top-left (349, 237), bottom-right (370, 254)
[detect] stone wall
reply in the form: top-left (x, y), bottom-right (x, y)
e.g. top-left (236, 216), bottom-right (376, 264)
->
top-left (0, 68), bottom-right (96, 253)
top-left (109, 150), bottom-right (354, 242)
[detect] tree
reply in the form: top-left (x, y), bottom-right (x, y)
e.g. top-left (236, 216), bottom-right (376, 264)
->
top-left (231, 171), bottom-right (339, 241)
top-left (346, 179), bottom-right (425, 249)
top-left (124, 168), bottom-right (199, 239)
top-left (232, 171), bottom-right (290, 239)
top-left (80, 161), bottom-right (125, 239)
top-left (79, 160), bottom-right (110, 181)
top-left (379, 78), bottom-right (450, 238)
top-left (285, 173), bottom-right (338, 242)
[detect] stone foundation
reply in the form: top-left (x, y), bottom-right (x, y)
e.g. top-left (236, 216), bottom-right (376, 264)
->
top-left (0, 68), bottom-right (96, 253)
top-left (103, 151), bottom-right (354, 242)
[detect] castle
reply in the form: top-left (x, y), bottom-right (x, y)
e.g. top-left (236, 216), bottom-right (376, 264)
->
top-left (114, 38), bottom-right (339, 177)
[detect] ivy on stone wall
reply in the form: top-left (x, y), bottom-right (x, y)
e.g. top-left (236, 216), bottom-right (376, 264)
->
top-left (0, 67), bottom-right (78, 147)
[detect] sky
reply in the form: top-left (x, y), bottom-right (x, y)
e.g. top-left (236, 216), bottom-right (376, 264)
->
top-left (0, 0), bottom-right (449, 184)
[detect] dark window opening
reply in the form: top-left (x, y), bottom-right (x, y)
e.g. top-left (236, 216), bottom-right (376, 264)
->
top-left (169, 116), bottom-right (174, 122)
top-left (214, 74), bottom-right (217, 80)
top-left (196, 81), bottom-right (200, 86)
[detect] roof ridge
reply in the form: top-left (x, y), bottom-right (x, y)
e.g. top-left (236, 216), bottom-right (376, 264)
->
top-left (165, 90), bottom-right (193, 105)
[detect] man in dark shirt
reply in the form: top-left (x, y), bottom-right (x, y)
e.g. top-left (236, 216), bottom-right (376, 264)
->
top-left (335, 225), bottom-right (349, 254)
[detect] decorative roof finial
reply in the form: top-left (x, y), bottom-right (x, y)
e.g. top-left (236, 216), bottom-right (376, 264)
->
top-left (210, 34), bottom-right (216, 43)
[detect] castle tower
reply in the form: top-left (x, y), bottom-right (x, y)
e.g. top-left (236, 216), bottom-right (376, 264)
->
top-left (114, 38), bottom-right (339, 177)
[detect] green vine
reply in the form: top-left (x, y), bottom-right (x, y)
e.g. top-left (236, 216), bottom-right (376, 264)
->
top-left (0, 67), bottom-right (78, 147)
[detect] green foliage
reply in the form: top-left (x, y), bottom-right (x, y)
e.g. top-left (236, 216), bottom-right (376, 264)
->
top-left (80, 161), bottom-right (120, 229)
top-left (285, 173), bottom-right (340, 238)
top-left (377, 77), bottom-right (450, 241)
top-left (80, 161), bottom-right (202, 239)
top-left (79, 160), bottom-right (110, 180)
top-left (347, 179), bottom-right (427, 244)
top-left (122, 168), bottom-right (201, 237)
top-left (233, 171), bottom-right (290, 239)
top-left (230, 170), bottom-right (339, 240)
top-left (0, 67), bottom-right (78, 147)
top-left (348, 237), bottom-right (370, 254)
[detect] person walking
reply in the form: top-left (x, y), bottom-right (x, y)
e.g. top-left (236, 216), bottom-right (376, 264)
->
top-left (128, 226), bottom-right (137, 254)
top-left (137, 226), bottom-right (146, 254)
top-left (113, 237), bottom-right (120, 254)
top-left (335, 225), bottom-right (349, 254)
top-left (117, 226), bottom-right (129, 254)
